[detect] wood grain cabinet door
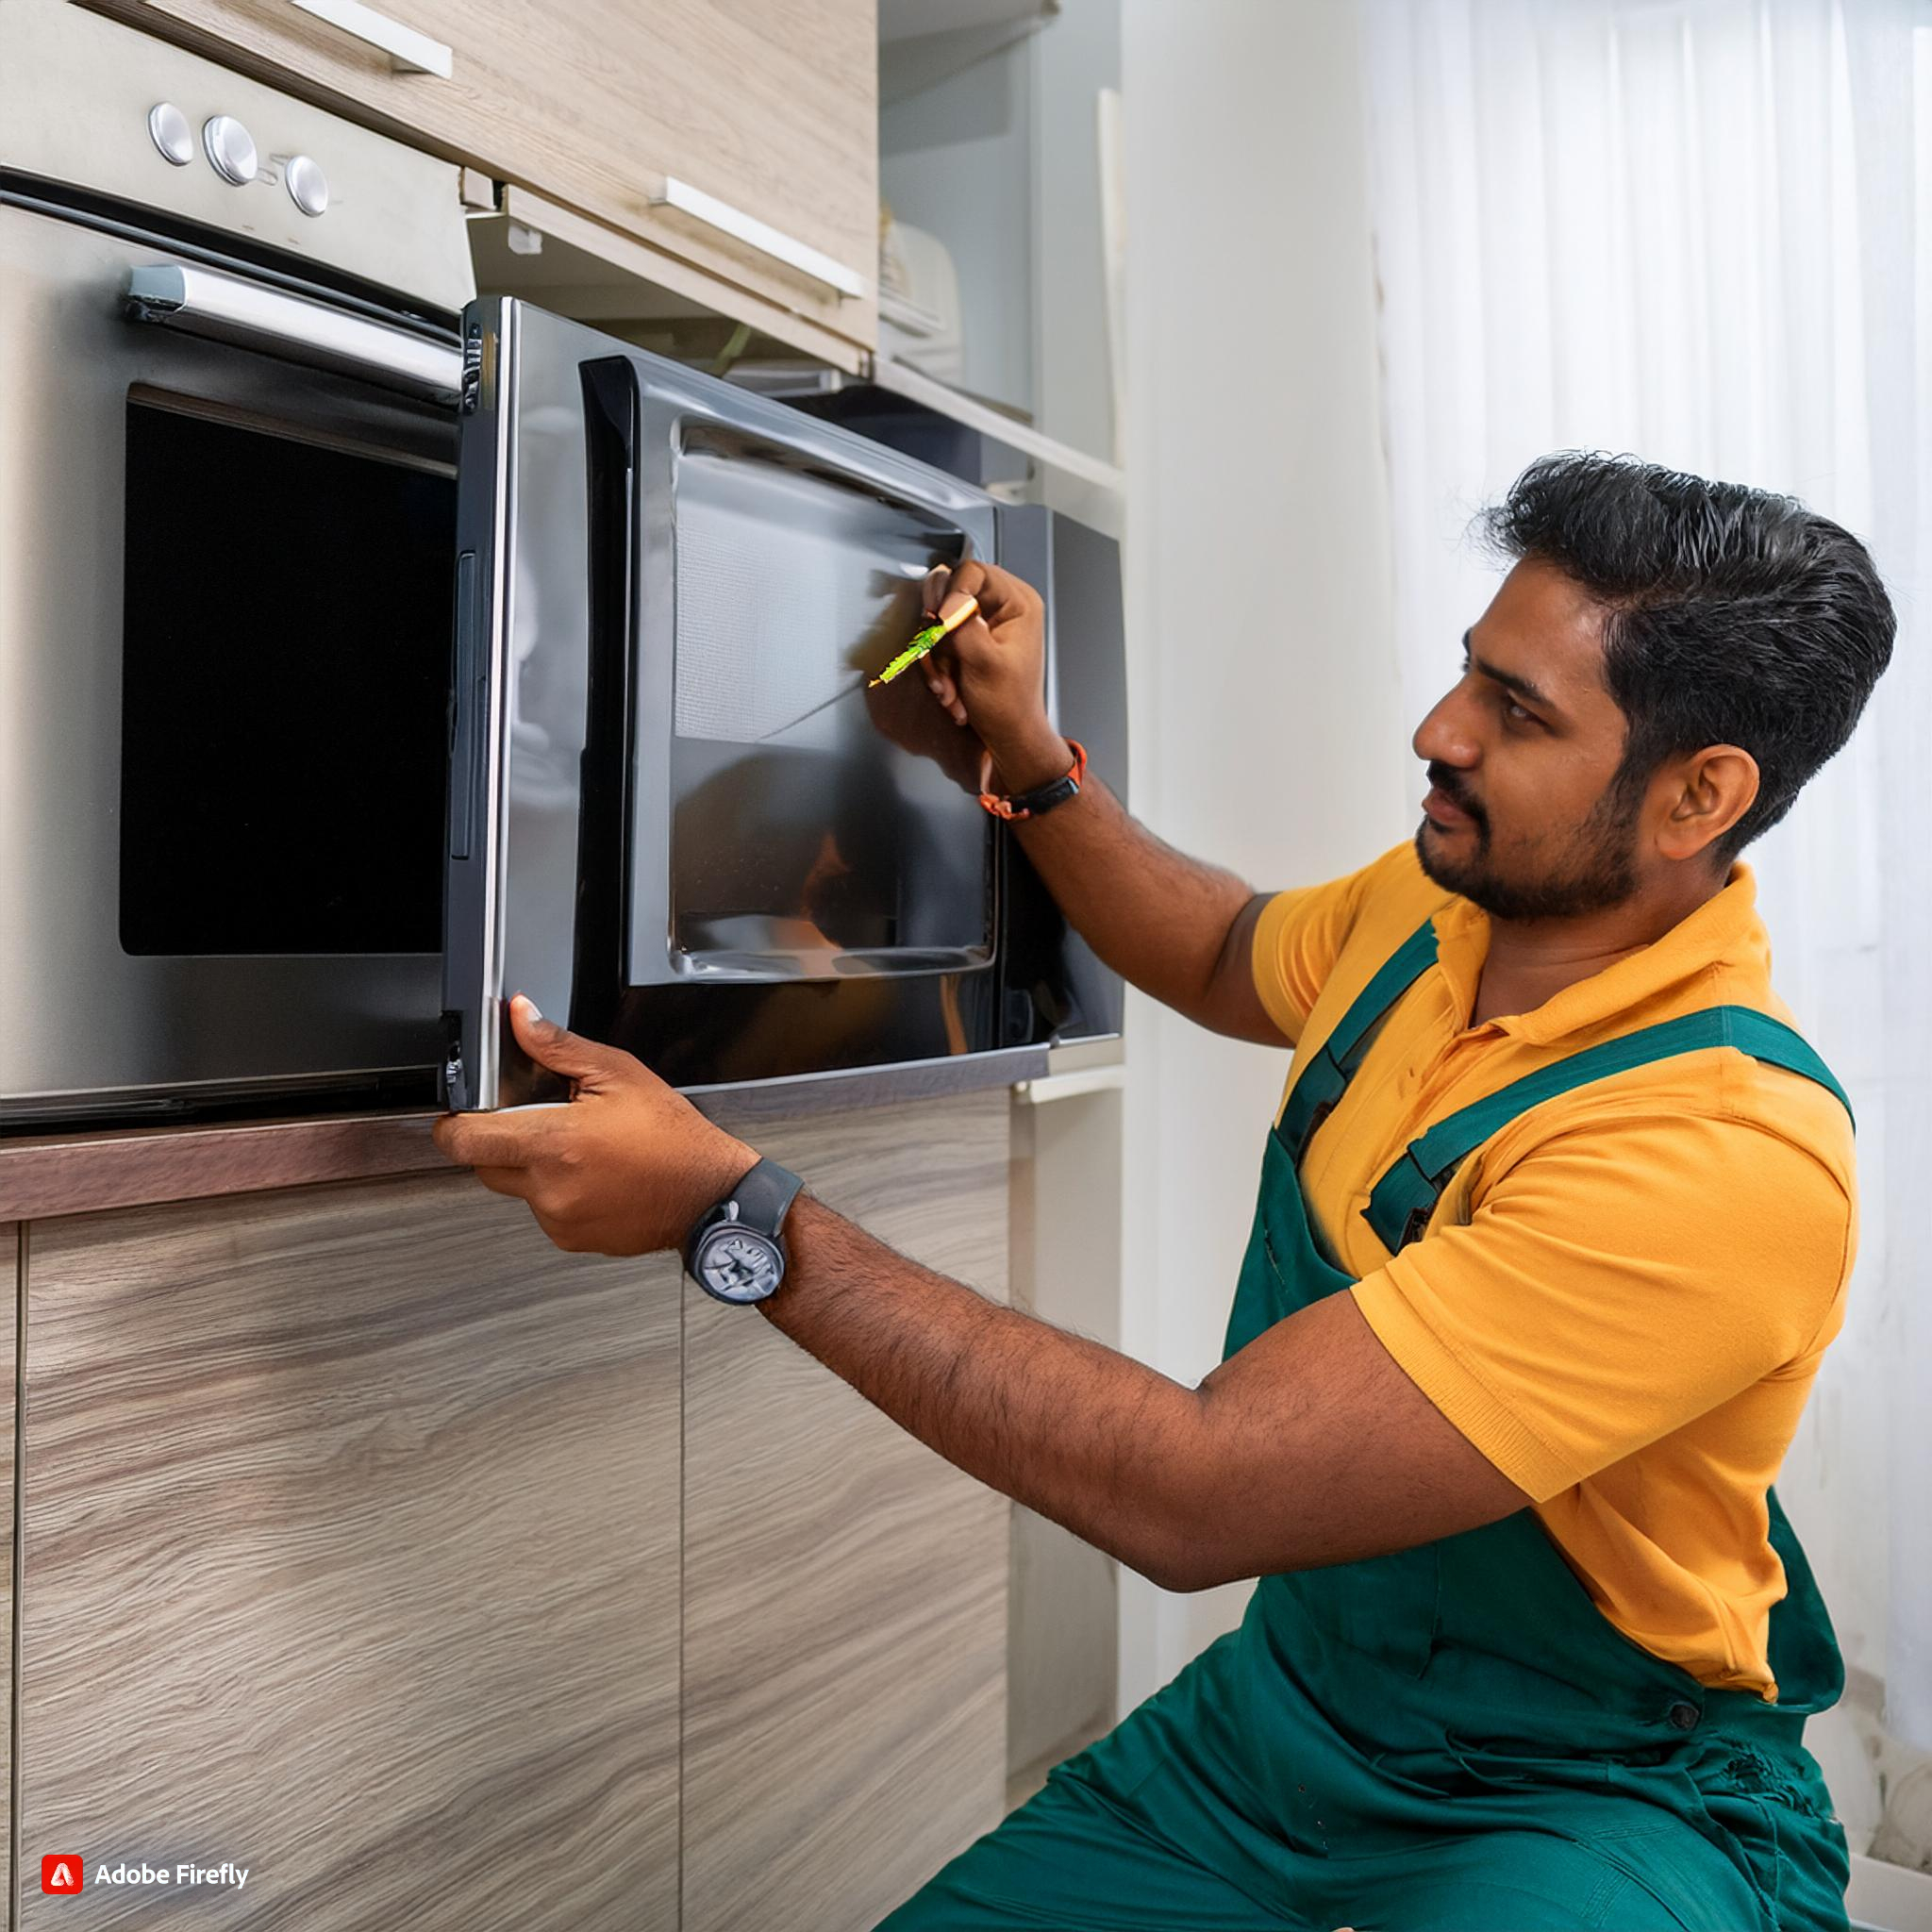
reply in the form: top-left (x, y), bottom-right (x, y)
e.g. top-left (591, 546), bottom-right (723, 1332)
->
top-left (90, 0), bottom-right (881, 350)
top-left (0, 1225), bottom-right (14, 1914)
top-left (681, 1091), bottom-right (1011, 1932)
top-left (17, 1174), bottom-right (680, 1931)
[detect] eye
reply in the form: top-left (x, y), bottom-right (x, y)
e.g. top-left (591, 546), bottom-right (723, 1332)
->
top-left (1506, 698), bottom-right (1534, 724)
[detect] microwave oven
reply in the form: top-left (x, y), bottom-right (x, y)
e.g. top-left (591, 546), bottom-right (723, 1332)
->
top-left (0, 10), bottom-right (1124, 1129)
top-left (445, 303), bottom-right (1124, 1110)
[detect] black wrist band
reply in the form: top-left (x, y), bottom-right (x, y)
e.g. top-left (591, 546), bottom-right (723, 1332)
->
top-left (1010, 770), bottom-right (1081, 817)
top-left (979, 739), bottom-right (1089, 822)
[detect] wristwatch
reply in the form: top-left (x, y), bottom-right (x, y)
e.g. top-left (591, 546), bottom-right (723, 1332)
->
top-left (683, 1157), bottom-right (807, 1305)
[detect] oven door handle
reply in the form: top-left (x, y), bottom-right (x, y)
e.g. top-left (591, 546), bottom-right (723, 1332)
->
top-left (124, 264), bottom-right (463, 404)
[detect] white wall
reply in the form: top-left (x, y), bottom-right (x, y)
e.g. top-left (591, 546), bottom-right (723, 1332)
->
top-left (1116, 0), bottom-right (1410, 1708)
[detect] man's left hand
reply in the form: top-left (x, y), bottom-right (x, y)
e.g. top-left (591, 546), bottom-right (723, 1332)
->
top-left (431, 995), bottom-right (758, 1257)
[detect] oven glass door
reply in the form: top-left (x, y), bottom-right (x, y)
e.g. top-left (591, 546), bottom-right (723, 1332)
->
top-left (120, 392), bottom-right (454, 959)
top-left (444, 302), bottom-right (1005, 1108)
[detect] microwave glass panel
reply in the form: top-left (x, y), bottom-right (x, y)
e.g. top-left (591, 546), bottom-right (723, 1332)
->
top-left (119, 397), bottom-right (456, 956)
top-left (668, 432), bottom-right (991, 976)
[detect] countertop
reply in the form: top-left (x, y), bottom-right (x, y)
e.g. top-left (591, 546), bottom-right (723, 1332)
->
top-left (0, 1040), bottom-right (1103, 1222)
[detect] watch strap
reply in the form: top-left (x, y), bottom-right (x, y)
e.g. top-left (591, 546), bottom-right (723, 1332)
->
top-left (728, 1156), bottom-right (806, 1237)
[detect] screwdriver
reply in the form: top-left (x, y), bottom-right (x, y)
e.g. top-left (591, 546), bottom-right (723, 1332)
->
top-left (867, 594), bottom-right (980, 688)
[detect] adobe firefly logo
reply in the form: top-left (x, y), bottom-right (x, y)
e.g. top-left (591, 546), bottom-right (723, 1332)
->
top-left (42, 1857), bottom-right (251, 1895)
top-left (42, 1855), bottom-right (83, 1894)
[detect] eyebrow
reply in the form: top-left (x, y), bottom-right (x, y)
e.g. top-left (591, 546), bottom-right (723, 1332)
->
top-left (1461, 629), bottom-right (1557, 712)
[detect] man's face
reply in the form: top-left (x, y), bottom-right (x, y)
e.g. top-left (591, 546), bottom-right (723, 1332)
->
top-left (1411, 558), bottom-right (1646, 921)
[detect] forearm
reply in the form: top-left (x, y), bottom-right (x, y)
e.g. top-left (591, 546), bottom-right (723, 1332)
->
top-left (995, 729), bottom-right (1261, 1030)
top-left (762, 1193), bottom-right (1215, 1591)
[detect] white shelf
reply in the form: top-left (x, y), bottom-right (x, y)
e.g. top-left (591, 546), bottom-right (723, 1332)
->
top-left (879, 0), bottom-right (1058, 104)
top-left (878, 288), bottom-right (947, 339)
top-left (872, 355), bottom-right (1123, 495)
top-left (880, 0), bottom-right (1056, 43)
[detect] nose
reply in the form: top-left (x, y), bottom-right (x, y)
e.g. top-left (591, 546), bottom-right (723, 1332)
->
top-left (1413, 684), bottom-right (1480, 769)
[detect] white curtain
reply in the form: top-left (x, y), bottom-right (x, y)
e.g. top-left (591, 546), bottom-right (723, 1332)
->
top-left (1360, 0), bottom-right (1932, 1777)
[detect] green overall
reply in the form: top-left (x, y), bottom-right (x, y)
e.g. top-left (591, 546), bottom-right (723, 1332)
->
top-left (881, 924), bottom-right (1853, 1932)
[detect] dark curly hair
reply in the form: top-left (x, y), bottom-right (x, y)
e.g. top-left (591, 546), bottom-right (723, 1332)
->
top-left (1480, 452), bottom-right (1895, 859)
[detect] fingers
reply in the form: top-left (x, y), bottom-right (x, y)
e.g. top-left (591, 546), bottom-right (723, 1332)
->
top-left (470, 1164), bottom-right (539, 1202)
top-left (947, 610), bottom-right (996, 665)
top-left (923, 654), bottom-right (968, 724)
top-left (468, 1172), bottom-right (593, 1253)
top-left (433, 1109), bottom-right (560, 1171)
top-left (917, 561), bottom-right (1041, 726)
top-left (508, 993), bottom-right (630, 1086)
top-left (944, 559), bottom-right (1040, 628)
top-left (936, 588), bottom-right (978, 628)
top-left (943, 558), bottom-right (984, 609)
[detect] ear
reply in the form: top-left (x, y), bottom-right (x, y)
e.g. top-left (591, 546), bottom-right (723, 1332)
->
top-left (1656, 745), bottom-right (1759, 862)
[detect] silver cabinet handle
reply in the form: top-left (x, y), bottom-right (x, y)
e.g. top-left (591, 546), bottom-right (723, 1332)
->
top-left (125, 264), bottom-right (463, 403)
top-left (651, 176), bottom-right (868, 300)
top-left (290, 0), bottom-right (453, 77)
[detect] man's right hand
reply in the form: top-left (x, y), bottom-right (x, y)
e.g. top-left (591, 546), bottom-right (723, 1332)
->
top-left (920, 559), bottom-right (1073, 793)
top-left (917, 558), bottom-right (1288, 1050)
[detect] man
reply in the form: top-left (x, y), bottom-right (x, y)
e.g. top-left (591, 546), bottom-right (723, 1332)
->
top-left (434, 453), bottom-right (1894, 1931)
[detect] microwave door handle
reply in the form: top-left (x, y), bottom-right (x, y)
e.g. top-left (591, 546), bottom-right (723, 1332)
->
top-left (124, 264), bottom-right (463, 404)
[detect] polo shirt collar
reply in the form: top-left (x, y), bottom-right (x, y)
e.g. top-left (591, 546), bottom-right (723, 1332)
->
top-left (1431, 863), bottom-right (1766, 1045)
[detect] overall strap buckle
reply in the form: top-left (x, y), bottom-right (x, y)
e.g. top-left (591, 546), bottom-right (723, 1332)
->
top-left (1274, 919), bottom-right (1441, 1172)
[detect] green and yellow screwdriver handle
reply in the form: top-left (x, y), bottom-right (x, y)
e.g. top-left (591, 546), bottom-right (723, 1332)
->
top-left (867, 594), bottom-right (980, 688)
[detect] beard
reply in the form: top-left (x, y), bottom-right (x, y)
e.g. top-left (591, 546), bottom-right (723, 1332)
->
top-left (1415, 762), bottom-right (1642, 921)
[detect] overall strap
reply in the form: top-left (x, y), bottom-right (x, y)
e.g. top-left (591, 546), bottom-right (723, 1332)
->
top-left (1275, 920), bottom-right (1440, 1167)
top-left (1363, 1007), bottom-right (1854, 1255)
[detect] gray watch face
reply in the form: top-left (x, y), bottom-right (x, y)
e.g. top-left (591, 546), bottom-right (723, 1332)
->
top-left (695, 1226), bottom-right (784, 1304)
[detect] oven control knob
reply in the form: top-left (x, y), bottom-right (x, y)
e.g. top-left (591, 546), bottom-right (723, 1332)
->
top-left (285, 154), bottom-right (329, 218)
top-left (202, 115), bottom-right (258, 186)
top-left (147, 103), bottom-right (194, 167)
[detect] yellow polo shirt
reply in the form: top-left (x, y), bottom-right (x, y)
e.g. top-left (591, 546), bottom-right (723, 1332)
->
top-left (1252, 841), bottom-right (1855, 1700)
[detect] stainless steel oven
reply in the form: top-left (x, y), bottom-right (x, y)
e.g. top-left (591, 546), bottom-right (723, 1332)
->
top-left (0, 0), bottom-right (1124, 1130)
top-left (0, 201), bottom-right (465, 1124)
top-left (1, 0), bottom-right (475, 1128)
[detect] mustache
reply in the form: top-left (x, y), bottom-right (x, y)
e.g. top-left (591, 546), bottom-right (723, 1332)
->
top-left (1425, 763), bottom-right (1486, 825)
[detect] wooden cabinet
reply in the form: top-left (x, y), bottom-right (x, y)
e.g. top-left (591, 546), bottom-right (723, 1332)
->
top-left (7, 1090), bottom-right (1010, 1925)
top-left (1007, 1084), bottom-right (1120, 1790)
top-left (682, 1091), bottom-right (1009, 1931)
top-left (16, 1174), bottom-right (681, 1931)
top-left (0, 1225), bottom-right (13, 1914)
top-left (90, 0), bottom-right (880, 350)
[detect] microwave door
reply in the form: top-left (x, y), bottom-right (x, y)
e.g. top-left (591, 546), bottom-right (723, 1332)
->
top-left (442, 298), bottom-right (1004, 1111)
top-left (443, 298), bottom-right (622, 1111)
